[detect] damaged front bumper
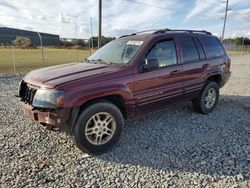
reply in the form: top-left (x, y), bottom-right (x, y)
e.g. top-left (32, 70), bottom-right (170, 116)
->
top-left (21, 103), bottom-right (71, 129)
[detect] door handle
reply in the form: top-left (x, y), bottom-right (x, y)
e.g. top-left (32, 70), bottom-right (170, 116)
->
top-left (202, 64), bottom-right (210, 69)
top-left (170, 70), bottom-right (182, 75)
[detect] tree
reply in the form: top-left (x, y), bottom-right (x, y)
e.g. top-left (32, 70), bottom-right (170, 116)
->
top-left (224, 37), bottom-right (250, 46)
top-left (89, 36), bottom-right (116, 48)
top-left (13, 36), bottom-right (32, 48)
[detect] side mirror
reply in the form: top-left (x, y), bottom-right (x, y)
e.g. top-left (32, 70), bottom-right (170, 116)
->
top-left (141, 59), bottom-right (159, 71)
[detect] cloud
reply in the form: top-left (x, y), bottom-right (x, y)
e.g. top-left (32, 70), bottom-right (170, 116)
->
top-left (228, 8), bottom-right (250, 21)
top-left (102, 0), bottom-right (179, 36)
top-left (0, 1), bottom-right (17, 10)
top-left (185, 0), bottom-right (249, 20)
top-left (58, 13), bottom-right (72, 24)
top-left (185, 0), bottom-right (226, 20)
top-left (0, 0), bottom-right (249, 38)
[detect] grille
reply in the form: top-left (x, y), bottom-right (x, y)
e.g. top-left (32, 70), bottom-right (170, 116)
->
top-left (19, 81), bottom-right (37, 105)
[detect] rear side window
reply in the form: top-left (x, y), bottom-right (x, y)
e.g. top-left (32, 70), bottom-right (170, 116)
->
top-left (202, 36), bottom-right (225, 58)
top-left (179, 37), bottom-right (200, 63)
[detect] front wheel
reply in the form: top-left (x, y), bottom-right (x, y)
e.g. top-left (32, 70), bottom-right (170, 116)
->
top-left (192, 81), bottom-right (219, 114)
top-left (72, 101), bottom-right (124, 154)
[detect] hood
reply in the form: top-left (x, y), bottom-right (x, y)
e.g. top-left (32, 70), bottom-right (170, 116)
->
top-left (23, 62), bottom-right (120, 89)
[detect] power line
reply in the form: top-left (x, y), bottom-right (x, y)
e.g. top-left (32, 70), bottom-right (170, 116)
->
top-left (126, 0), bottom-right (221, 19)
top-left (198, 0), bottom-right (225, 8)
top-left (230, 9), bottom-right (250, 16)
top-left (227, 21), bottom-right (250, 31)
top-left (102, 19), bottom-right (138, 29)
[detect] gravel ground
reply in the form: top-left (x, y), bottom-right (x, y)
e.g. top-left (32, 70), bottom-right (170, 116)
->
top-left (0, 55), bottom-right (250, 187)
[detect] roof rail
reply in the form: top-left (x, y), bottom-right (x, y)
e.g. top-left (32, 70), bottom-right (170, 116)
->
top-left (119, 28), bottom-right (164, 38)
top-left (119, 33), bottom-right (136, 38)
top-left (153, 29), bottom-right (212, 35)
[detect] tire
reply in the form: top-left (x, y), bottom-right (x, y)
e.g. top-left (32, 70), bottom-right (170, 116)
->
top-left (72, 101), bottom-right (124, 154)
top-left (192, 81), bottom-right (219, 114)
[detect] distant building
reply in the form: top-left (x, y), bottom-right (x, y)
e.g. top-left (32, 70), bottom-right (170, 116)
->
top-left (60, 38), bottom-right (89, 44)
top-left (0, 27), bottom-right (60, 46)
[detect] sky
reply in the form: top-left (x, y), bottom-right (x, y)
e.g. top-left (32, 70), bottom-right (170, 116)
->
top-left (0, 0), bottom-right (249, 39)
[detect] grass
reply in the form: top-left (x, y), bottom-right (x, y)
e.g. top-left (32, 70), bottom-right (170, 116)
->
top-left (0, 48), bottom-right (91, 73)
top-left (0, 48), bottom-right (250, 74)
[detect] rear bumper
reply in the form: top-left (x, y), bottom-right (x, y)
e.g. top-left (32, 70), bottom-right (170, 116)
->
top-left (21, 103), bottom-right (71, 126)
top-left (220, 71), bottom-right (231, 88)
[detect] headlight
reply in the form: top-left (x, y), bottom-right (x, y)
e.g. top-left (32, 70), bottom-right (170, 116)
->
top-left (32, 89), bottom-right (64, 108)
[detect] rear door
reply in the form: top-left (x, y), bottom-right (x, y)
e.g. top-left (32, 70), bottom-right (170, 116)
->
top-left (133, 37), bottom-right (184, 113)
top-left (178, 36), bottom-right (209, 97)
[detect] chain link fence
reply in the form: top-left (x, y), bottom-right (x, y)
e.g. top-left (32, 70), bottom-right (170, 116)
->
top-left (0, 34), bottom-right (93, 74)
top-left (223, 43), bottom-right (250, 56)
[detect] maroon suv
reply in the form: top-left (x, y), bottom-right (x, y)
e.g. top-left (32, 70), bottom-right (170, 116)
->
top-left (18, 29), bottom-right (231, 154)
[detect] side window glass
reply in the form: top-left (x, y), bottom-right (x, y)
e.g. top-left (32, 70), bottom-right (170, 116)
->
top-left (194, 37), bottom-right (206, 60)
top-left (146, 39), bottom-right (177, 68)
top-left (202, 36), bottom-right (226, 58)
top-left (179, 37), bottom-right (200, 63)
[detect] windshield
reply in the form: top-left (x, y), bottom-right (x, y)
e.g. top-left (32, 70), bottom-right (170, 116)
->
top-left (88, 39), bottom-right (144, 64)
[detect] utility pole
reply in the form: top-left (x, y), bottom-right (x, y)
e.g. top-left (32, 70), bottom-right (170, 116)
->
top-left (11, 45), bottom-right (16, 73)
top-left (221, 0), bottom-right (229, 41)
top-left (98, 0), bottom-right (102, 49)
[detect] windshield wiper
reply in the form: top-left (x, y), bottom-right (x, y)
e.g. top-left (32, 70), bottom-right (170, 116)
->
top-left (86, 59), bottom-right (127, 66)
top-left (84, 59), bottom-right (91, 63)
top-left (87, 58), bottom-right (110, 65)
top-left (109, 61), bottom-right (128, 66)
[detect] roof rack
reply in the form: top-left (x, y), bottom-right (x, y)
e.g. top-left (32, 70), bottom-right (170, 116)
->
top-left (153, 28), bottom-right (212, 35)
top-left (119, 28), bottom-right (211, 38)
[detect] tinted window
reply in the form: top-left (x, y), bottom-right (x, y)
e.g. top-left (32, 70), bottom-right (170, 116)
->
top-left (194, 37), bottom-right (206, 60)
top-left (179, 37), bottom-right (200, 63)
top-left (146, 39), bottom-right (177, 68)
top-left (202, 36), bottom-right (225, 58)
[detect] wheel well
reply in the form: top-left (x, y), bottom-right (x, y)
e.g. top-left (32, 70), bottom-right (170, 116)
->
top-left (207, 75), bottom-right (221, 86)
top-left (79, 94), bottom-right (127, 118)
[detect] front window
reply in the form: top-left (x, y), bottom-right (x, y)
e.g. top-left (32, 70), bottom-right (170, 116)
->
top-left (146, 39), bottom-right (177, 67)
top-left (88, 39), bottom-right (144, 64)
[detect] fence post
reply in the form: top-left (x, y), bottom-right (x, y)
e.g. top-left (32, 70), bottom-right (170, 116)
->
top-left (37, 32), bottom-right (45, 67)
top-left (11, 45), bottom-right (16, 74)
top-left (89, 39), bottom-right (91, 56)
top-left (241, 37), bottom-right (245, 55)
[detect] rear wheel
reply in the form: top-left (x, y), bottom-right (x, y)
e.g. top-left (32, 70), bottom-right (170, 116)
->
top-left (192, 81), bottom-right (219, 114)
top-left (72, 101), bottom-right (124, 154)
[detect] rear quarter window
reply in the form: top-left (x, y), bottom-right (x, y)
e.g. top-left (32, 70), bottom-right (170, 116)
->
top-left (202, 36), bottom-right (226, 58)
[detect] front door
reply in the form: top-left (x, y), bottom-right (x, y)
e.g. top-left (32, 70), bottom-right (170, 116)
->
top-left (133, 38), bottom-right (184, 113)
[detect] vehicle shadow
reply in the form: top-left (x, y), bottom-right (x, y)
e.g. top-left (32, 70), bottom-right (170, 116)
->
top-left (98, 95), bottom-right (250, 179)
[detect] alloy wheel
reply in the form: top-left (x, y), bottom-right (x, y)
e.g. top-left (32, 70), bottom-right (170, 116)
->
top-left (85, 112), bottom-right (116, 145)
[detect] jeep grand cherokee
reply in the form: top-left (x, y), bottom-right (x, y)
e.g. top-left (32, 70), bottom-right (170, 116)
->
top-left (18, 29), bottom-right (231, 154)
